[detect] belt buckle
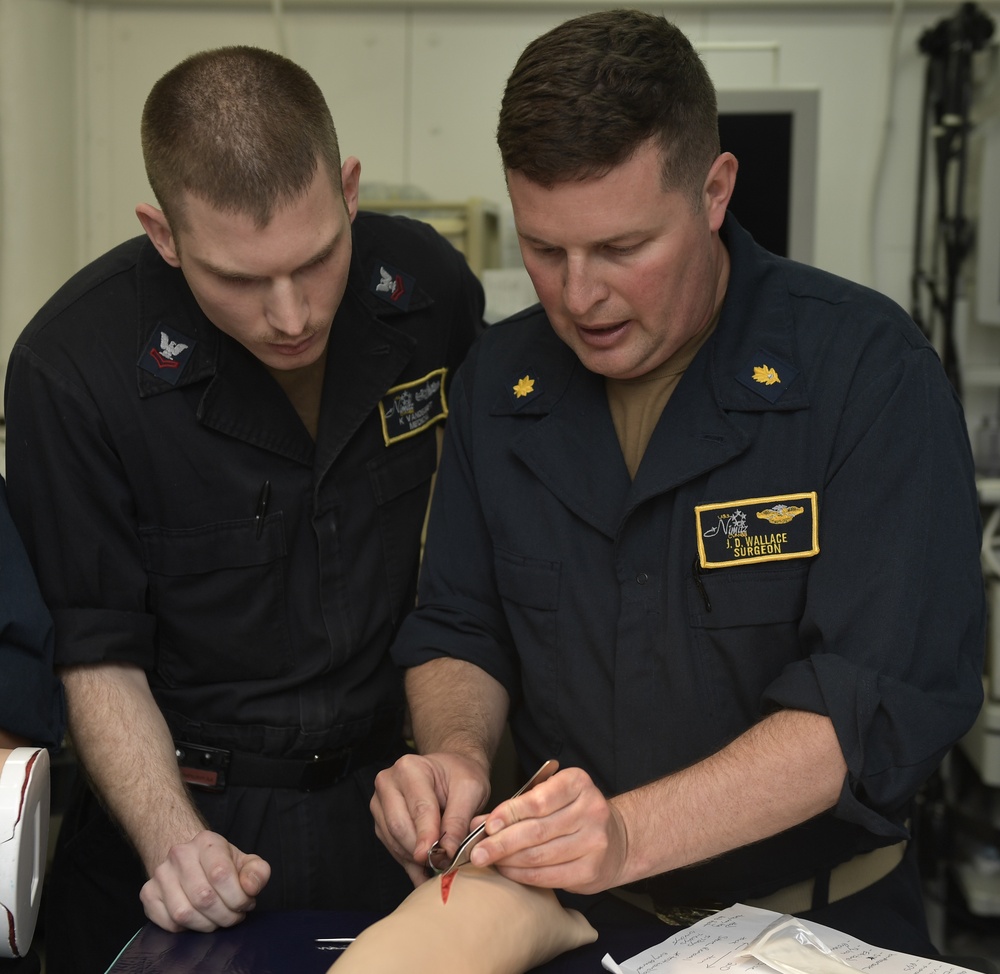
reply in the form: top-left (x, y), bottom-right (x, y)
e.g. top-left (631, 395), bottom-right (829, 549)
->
top-left (175, 741), bottom-right (231, 792)
top-left (299, 748), bottom-right (351, 791)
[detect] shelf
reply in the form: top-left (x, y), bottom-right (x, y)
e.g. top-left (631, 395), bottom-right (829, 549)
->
top-left (359, 198), bottom-right (501, 278)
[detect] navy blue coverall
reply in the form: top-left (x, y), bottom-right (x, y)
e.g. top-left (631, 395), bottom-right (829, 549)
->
top-left (392, 215), bottom-right (986, 954)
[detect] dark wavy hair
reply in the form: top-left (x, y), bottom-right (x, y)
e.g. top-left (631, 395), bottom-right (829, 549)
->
top-left (497, 9), bottom-right (720, 203)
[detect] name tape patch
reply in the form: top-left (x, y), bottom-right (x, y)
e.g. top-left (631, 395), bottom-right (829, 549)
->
top-left (695, 491), bottom-right (819, 568)
top-left (378, 368), bottom-right (448, 445)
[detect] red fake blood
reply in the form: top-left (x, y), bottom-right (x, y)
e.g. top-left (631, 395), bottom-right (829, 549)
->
top-left (15, 751), bottom-right (39, 829)
top-left (6, 907), bottom-right (19, 958)
top-left (440, 872), bottom-right (457, 904)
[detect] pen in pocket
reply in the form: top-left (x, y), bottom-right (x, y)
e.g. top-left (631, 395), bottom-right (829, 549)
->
top-left (255, 480), bottom-right (271, 539)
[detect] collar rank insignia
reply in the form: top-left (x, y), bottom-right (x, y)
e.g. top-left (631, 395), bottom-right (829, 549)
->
top-left (507, 369), bottom-right (542, 409)
top-left (735, 348), bottom-right (800, 404)
top-left (378, 367), bottom-right (448, 445)
top-left (370, 261), bottom-right (416, 311)
top-left (138, 327), bottom-right (196, 385)
top-left (513, 375), bottom-right (535, 398)
top-left (695, 491), bottom-right (819, 569)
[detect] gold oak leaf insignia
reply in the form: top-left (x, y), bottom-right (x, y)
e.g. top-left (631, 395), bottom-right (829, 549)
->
top-left (513, 375), bottom-right (536, 398)
top-left (752, 364), bottom-right (780, 386)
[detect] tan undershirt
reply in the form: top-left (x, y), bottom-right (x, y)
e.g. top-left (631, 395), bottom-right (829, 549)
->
top-left (265, 349), bottom-right (327, 440)
top-left (606, 317), bottom-right (718, 479)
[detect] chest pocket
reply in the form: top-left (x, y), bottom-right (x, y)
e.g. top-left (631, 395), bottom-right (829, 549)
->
top-left (687, 563), bottom-right (808, 629)
top-left (495, 550), bottom-right (561, 611)
top-left (686, 562), bottom-right (809, 724)
top-left (140, 516), bottom-right (290, 685)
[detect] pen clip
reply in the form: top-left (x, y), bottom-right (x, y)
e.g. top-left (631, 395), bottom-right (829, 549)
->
top-left (255, 480), bottom-right (271, 539)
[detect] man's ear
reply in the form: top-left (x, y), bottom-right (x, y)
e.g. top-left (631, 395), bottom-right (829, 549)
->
top-left (135, 203), bottom-right (181, 267)
top-left (702, 152), bottom-right (738, 232)
top-left (341, 156), bottom-right (361, 224)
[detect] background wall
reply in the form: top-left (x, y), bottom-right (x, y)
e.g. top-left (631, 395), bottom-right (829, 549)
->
top-left (1, 0), bottom-right (999, 386)
top-left (0, 0), bottom-right (77, 377)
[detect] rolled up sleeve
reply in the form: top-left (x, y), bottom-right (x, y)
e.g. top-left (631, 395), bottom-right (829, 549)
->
top-left (5, 345), bottom-right (156, 672)
top-left (764, 346), bottom-right (985, 835)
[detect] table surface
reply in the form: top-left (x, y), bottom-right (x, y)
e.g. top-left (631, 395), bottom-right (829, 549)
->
top-left (105, 909), bottom-right (669, 974)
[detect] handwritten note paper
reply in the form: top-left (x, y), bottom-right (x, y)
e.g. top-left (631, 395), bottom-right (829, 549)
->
top-left (602, 904), bottom-right (982, 974)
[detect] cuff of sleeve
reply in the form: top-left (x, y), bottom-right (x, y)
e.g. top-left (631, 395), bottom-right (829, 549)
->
top-left (834, 777), bottom-right (911, 839)
top-left (391, 601), bottom-right (520, 700)
top-left (52, 607), bottom-right (157, 669)
top-left (0, 665), bottom-right (66, 749)
top-left (763, 661), bottom-right (828, 718)
top-left (764, 654), bottom-right (872, 773)
top-left (763, 658), bottom-right (905, 839)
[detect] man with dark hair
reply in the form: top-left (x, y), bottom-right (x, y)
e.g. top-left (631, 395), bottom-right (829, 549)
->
top-left (5, 46), bottom-right (483, 974)
top-left (372, 8), bottom-right (985, 955)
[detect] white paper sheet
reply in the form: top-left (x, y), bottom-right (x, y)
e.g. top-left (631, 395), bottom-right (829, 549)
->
top-left (601, 904), bottom-right (982, 974)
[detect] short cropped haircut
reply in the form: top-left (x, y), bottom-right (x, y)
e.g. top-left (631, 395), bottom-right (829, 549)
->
top-left (497, 9), bottom-right (720, 201)
top-left (141, 46), bottom-right (342, 230)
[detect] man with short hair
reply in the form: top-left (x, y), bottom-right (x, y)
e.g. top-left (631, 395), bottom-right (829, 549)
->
top-left (5, 46), bottom-right (483, 974)
top-left (372, 8), bottom-right (985, 955)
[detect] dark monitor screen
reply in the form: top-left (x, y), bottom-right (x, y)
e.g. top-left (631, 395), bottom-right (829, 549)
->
top-left (720, 112), bottom-right (793, 258)
top-left (716, 89), bottom-right (819, 265)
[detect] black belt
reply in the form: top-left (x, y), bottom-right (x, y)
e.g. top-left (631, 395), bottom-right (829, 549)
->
top-left (175, 725), bottom-right (400, 793)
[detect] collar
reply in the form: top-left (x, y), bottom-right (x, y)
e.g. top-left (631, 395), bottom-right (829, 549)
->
top-left (710, 213), bottom-right (810, 413)
top-left (134, 217), bottom-right (436, 400)
top-left (488, 214), bottom-right (808, 423)
top-left (346, 213), bottom-right (436, 320)
top-left (480, 215), bottom-right (810, 529)
top-left (132, 229), bottom-right (420, 467)
top-left (135, 239), bottom-right (220, 398)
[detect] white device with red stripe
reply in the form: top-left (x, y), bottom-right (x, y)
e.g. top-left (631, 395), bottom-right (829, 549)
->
top-left (0, 746), bottom-right (50, 959)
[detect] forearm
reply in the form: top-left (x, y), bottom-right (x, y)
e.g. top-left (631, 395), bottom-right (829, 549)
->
top-left (62, 661), bottom-right (206, 875)
top-left (406, 658), bottom-right (510, 776)
top-left (613, 709), bottom-right (847, 886)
